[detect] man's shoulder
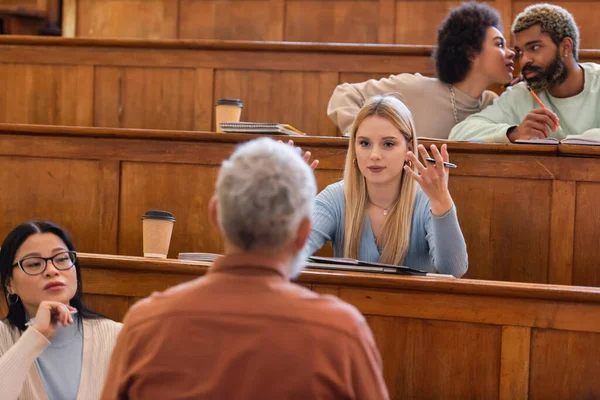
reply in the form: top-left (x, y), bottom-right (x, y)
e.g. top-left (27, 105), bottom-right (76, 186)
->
top-left (121, 277), bottom-right (204, 328)
top-left (581, 62), bottom-right (600, 74)
top-left (296, 290), bottom-right (367, 338)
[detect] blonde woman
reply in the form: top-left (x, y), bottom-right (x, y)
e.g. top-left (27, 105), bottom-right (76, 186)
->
top-left (307, 95), bottom-right (468, 277)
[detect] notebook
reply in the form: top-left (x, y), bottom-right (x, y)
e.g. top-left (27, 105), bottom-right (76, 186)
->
top-left (178, 252), bottom-right (221, 262)
top-left (307, 256), bottom-right (454, 277)
top-left (515, 129), bottom-right (600, 146)
top-left (220, 122), bottom-right (306, 136)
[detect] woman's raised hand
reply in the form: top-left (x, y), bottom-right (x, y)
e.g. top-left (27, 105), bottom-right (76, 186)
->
top-left (404, 144), bottom-right (453, 216)
top-left (279, 139), bottom-right (319, 170)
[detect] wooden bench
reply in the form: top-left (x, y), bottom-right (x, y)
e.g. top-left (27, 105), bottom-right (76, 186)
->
top-left (68, 253), bottom-right (600, 398)
top-left (0, 123), bottom-right (599, 286)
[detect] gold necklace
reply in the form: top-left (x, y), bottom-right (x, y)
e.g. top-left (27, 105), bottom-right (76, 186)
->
top-left (369, 199), bottom-right (397, 216)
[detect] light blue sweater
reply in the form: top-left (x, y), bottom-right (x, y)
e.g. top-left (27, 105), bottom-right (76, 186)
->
top-left (307, 181), bottom-right (468, 277)
top-left (34, 315), bottom-right (83, 400)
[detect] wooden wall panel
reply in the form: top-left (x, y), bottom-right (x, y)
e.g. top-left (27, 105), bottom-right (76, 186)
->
top-left (0, 64), bottom-right (93, 126)
top-left (529, 328), bottom-right (600, 399)
top-left (94, 67), bottom-right (197, 130)
top-left (65, 0), bottom-right (600, 47)
top-left (74, 253), bottom-right (600, 399)
top-left (118, 160), bottom-right (343, 258)
top-left (572, 182), bottom-right (600, 286)
top-left (367, 315), bottom-right (502, 399)
top-left (0, 157), bottom-right (118, 253)
top-left (214, 69), bottom-right (338, 136)
top-left (285, 0), bottom-right (380, 43)
top-left (395, 1), bottom-right (461, 45)
top-left (500, 326), bottom-right (530, 400)
top-left (2, 125), bottom-right (600, 286)
top-left (84, 293), bottom-right (134, 322)
top-left (76, 0), bottom-right (178, 39)
top-left (179, 0), bottom-right (284, 41)
top-left (450, 176), bottom-right (552, 283)
top-left (118, 162), bottom-right (223, 258)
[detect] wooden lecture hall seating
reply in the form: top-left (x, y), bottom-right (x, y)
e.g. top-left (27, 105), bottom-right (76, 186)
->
top-left (1, 36), bottom-right (600, 135)
top-left (3, 252), bottom-right (598, 399)
top-left (3, 4), bottom-right (600, 398)
top-left (0, 123), bottom-right (598, 287)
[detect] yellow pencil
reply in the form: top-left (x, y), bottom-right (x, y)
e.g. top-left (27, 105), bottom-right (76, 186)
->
top-left (527, 86), bottom-right (561, 130)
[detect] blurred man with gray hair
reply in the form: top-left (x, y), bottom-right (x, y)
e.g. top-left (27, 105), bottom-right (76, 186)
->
top-left (450, 3), bottom-right (600, 143)
top-left (101, 138), bottom-right (389, 400)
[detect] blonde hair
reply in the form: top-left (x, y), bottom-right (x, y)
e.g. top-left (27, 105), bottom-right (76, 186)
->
top-left (343, 95), bottom-right (418, 265)
top-left (512, 4), bottom-right (579, 60)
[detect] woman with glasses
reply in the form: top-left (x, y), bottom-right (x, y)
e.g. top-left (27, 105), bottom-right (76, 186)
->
top-left (0, 221), bottom-right (121, 400)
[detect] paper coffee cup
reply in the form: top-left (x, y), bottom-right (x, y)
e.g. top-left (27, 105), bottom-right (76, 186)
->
top-left (142, 210), bottom-right (176, 258)
top-left (215, 99), bottom-right (243, 133)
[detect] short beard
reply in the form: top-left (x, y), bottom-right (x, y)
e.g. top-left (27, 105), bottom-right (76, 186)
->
top-left (523, 49), bottom-right (568, 91)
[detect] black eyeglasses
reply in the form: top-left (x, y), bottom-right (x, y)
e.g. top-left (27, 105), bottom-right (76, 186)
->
top-left (12, 251), bottom-right (77, 276)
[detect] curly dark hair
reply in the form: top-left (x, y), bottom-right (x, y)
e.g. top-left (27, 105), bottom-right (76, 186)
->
top-left (434, 2), bottom-right (502, 84)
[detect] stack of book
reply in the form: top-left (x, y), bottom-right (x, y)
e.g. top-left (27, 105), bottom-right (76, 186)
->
top-left (219, 122), bottom-right (306, 136)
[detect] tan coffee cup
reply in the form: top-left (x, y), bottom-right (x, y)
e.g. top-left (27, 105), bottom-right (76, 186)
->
top-left (215, 99), bottom-right (243, 133)
top-left (142, 210), bottom-right (175, 258)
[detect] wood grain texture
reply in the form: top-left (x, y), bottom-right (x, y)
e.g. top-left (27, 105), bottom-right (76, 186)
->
top-left (0, 124), bottom-right (599, 285)
top-left (76, 252), bottom-right (600, 399)
top-left (0, 64), bottom-right (93, 125)
top-left (214, 69), bottom-right (338, 136)
top-left (179, 0), bottom-right (284, 41)
top-left (285, 0), bottom-right (380, 43)
top-left (94, 66), bottom-right (196, 130)
top-left (118, 162), bottom-right (224, 258)
top-left (529, 328), bottom-right (600, 399)
top-left (450, 176), bottom-right (552, 283)
top-left (367, 315), bottom-right (501, 399)
top-left (573, 182), bottom-right (600, 286)
top-left (548, 180), bottom-right (576, 285)
top-left (76, 0), bottom-right (178, 39)
top-left (500, 326), bottom-right (530, 400)
top-left (65, 0), bottom-right (600, 48)
top-left (0, 156), bottom-right (113, 253)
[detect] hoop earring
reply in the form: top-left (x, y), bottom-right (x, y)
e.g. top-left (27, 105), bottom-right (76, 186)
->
top-left (7, 293), bottom-right (19, 305)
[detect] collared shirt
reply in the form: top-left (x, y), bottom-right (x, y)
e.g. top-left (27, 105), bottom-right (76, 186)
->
top-left (101, 253), bottom-right (389, 400)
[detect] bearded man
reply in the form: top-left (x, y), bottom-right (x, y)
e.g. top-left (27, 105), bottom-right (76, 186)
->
top-left (449, 4), bottom-right (600, 143)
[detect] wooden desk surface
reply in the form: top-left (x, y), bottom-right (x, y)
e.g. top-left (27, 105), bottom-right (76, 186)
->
top-left (69, 252), bottom-right (600, 400)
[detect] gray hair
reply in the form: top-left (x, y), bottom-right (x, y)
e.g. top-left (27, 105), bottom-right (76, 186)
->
top-left (215, 137), bottom-right (316, 252)
top-left (512, 4), bottom-right (579, 60)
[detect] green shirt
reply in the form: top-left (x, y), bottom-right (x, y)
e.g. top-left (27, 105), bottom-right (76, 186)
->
top-left (449, 63), bottom-right (600, 143)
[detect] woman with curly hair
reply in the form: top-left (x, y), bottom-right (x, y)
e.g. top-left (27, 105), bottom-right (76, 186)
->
top-left (328, 2), bottom-right (515, 138)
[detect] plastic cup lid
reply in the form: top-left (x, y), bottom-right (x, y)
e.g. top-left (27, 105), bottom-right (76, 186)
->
top-left (216, 99), bottom-right (243, 107)
top-left (142, 210), bottom-right (176, 222)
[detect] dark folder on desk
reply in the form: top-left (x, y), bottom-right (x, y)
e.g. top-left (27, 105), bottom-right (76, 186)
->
top-left (307, 256), bottom-right (428, 276)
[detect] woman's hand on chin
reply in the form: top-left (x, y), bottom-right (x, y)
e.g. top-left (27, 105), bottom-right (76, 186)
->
top-left (32, 301), bottom-right (76, 339)
top-left (404, 144), bottom-right (453, 216)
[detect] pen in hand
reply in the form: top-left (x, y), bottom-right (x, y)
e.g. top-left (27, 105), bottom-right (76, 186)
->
top-left (425, 158), bottom-right (457, 169)
top-left (527, 86), bottom-right (561, 130)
